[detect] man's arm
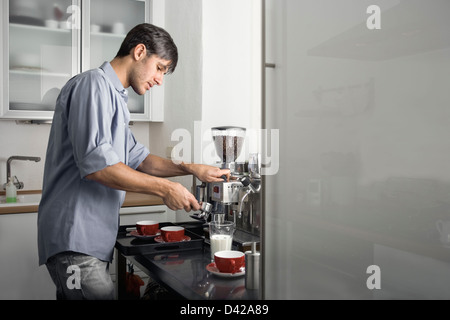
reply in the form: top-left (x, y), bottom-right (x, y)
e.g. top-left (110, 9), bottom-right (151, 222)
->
top-left (136, 154), bottom-right (231, 182)
top-left (86, 162), bottom-right (200, 212)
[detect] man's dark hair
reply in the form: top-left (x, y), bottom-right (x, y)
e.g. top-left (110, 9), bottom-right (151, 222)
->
top-left (116, 23), bottom-right (178, 74)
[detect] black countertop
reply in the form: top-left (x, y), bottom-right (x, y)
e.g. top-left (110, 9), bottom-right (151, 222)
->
top-left (115, 221), bottom-right (260, 300)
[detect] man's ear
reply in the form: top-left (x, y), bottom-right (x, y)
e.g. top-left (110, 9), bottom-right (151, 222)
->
top-left (132, 44), bottom-right (147, 61)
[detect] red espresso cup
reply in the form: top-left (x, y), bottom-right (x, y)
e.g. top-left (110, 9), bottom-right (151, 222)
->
top-left (136, 220), bottom-right (159, 236)
top-left (161, 226), bottom-right (185, 242)
top-left (214, 250), bottom-right (245, 274)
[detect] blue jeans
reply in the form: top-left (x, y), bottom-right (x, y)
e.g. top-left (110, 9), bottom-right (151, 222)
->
top-left (46, 251), bottom-right (115, 300)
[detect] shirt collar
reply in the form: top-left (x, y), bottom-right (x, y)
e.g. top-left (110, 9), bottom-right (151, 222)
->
top-left (99, 61), bottom-right (128, 102)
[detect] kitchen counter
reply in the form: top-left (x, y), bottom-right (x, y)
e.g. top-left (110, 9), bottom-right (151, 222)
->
top-left (115, 222), bottom-right (261, 300)
top-left (0, 190), bottom-right (164, 215)
top-left (122, 192), bottom-right (164, 207)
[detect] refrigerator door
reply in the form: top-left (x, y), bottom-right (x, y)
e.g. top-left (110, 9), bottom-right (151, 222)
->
top-left (264, 0), bottom-right (450, 299)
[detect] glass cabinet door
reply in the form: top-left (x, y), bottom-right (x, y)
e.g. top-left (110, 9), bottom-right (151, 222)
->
top-left (84, 0), bottom-right (150, 119)
top-left (7, 0), bottom-right (80, 119)
top-left (1, 0), bottom-right (161, 121)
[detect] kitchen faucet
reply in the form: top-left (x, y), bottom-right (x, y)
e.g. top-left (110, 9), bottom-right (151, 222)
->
top-left (3, 156), bottom-right (41, 190)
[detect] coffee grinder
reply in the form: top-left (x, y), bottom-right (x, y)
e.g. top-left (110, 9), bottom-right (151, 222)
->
top-left (193, 126), bottom-right (261, 250)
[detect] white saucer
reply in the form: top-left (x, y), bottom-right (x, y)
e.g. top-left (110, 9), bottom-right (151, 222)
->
top-left (154, 235), bottom-right (191, 243)
top-left (130, 230), bottom-right (160, 240)
top-left (206, 262), bottom-right (245, 278)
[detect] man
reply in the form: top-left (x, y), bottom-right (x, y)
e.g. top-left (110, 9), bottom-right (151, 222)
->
top-left (38, 23), bottom-right (229, 300)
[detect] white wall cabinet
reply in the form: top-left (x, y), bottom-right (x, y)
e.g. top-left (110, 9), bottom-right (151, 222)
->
top-left (0, 0), bottom-right (165, 122)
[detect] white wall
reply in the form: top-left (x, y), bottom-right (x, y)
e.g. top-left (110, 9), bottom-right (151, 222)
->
top-left (201, 0), bottom-right (262, 165)
top-left (150, 0), bottom-right (261, 176)
top-left (147, 0), bottom-right (203, 198)
top-left (146, 0), bottom-right (261, 221)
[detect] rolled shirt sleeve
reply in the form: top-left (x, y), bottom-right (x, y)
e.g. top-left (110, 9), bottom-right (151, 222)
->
top-left (127, 130), bottom-right (150, 170)
top-left (78, 143), bottom-right (121, 177)
top-left (66, 71), bottom-right (123, 178)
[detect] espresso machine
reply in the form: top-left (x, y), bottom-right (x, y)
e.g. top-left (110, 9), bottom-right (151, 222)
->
top-left (192, 126), bottom-right (261, 250)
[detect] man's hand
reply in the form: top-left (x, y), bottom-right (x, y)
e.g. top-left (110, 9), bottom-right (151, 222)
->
top-left (182, 163), bottom-right (231, 183)
top-left (163, 181), bottom-right (201, 212)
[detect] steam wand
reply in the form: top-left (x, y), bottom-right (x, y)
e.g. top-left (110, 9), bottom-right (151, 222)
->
top-left (238, 175), bottom-right (261, 218)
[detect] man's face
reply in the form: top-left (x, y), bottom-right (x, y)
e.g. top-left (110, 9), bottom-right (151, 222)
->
top-left (129, 54), bottom-right (171, 95)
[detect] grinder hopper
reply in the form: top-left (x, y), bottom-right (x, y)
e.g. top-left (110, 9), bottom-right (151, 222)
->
top-left (211, 126), bottom-right (246, 167)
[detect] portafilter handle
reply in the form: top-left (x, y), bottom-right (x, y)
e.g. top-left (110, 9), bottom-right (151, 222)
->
top-left (190, 202), bottom-right (213, 222)
top-left (201, 202), bottom-right (212, 214)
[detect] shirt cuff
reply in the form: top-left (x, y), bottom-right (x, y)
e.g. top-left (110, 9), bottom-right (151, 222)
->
top-left (77, 143), bottom-right (121, 178)
top-left (128, 144), bottom-right (150, 170)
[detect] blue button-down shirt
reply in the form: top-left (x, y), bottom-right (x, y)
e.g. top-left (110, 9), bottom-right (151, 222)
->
top-left (38, 62), bottom-right (150, 265)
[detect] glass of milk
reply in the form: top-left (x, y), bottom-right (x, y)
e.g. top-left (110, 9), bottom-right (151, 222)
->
top-left (209, 220), bottom-right (235, 261)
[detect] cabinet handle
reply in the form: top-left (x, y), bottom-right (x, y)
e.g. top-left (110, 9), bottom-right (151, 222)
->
top-left (120, 210), bottom-right (166, 215)
top-left (146, 210), bottom-right (166, 214)
top-left (265, 63), bottom-right (276, 68)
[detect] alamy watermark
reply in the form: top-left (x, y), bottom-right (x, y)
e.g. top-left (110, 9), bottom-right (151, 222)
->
top-left (66, 265), bottom-right (81, 290)
top-left (169, 121), bottom-right (279, 176)
top-left (366, 264), bottom-right (381, 290)
top-left (367, 5), bottom-right (381, 30)
top-left (66, 5), bottom-right (81, 30)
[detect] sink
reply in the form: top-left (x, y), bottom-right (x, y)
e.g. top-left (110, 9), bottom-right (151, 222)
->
top-left (0, 193), bottom-right (41, 207)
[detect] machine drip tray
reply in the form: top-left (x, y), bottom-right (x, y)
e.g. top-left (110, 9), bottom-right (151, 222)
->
top-left (234, 229), bottom-right (260, 246)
